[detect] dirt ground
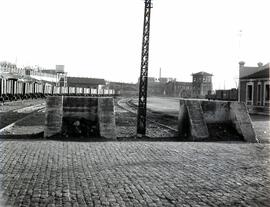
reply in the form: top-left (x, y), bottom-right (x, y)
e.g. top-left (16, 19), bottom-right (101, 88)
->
top-left (0, 98), bottom-right (269, 143)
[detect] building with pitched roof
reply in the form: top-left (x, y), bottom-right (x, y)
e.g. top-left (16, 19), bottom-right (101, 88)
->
top-left (66, 77), bottom-right (106, 89)
top-left (239, 62), bottom-right (270, 115)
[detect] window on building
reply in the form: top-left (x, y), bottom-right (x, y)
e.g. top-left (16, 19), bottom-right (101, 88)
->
top-left (246, 83), bottom-right (253, 106)
top-left (193, 77), bottom-right (196, 82)
top-left (247, 85), bottom-right (252, 101)
top-left (257, 84), bottom-right (261, 105)
top-left (265, 84), bottom-right (270, 106)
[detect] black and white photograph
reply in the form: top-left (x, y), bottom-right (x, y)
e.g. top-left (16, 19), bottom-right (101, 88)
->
top-left (0, 0), bottom-right (270, 206)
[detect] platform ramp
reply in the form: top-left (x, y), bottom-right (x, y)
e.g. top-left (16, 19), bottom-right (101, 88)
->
top-left (230, 102), bottom-right (257, 143)
top-left (179, 99), bottom-right (258, 143)
top-left (185, 100), bottom-right (209, 140)
top-left (44, 96), bottom-right (116, 139)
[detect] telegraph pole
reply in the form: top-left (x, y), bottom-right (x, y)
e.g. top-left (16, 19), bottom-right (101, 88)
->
top-left (137, 0), bottom-right (153, 136)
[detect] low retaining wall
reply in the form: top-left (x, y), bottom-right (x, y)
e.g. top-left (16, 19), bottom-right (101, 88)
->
top-left (44, 96), bottom-right (116, 139)
top-left (179, 99), bottom-right (258, 143)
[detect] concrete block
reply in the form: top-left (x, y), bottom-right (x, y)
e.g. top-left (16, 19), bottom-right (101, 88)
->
top-left (44, 96), bottom-right (63, 138)
top-left (44, 96), bottom-right (116, 139)
top-left (63, 96), bottom-right (97, 120)
top-left (178, 99), bottom-right (258, 143)
top-left (201, 101), bottom-right (231, 123)
top-left (98, 98), bottom-right (117, 139)
top-left (62, 97), bottom-right (99, 137)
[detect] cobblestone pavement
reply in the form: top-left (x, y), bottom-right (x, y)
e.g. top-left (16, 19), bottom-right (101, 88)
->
top-left (1, 141), bottom-right (270, 206)
top-left (250, 115), bottom-right (270, 143)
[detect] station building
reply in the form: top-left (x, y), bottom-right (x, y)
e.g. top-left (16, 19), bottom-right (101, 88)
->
top-left (239, 61), bottom-right (270, 115)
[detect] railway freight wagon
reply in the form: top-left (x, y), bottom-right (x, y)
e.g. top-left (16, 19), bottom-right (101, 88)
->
top-left (53, 86), bottom-right (61, 95)
top-left (228, 88), bottom-right (238, 101)
top-left (75, 87), bottom-right (83, 95)
top-left (34, 83), bottom-right (45, 98)
top-left (44, 84), bottom-right (53, 95)
top-left (98, 89), bottom-right (104, 95)
top-left (103, 89), bottom-right (109, 95)
top-left (91, 88), bottom-right (97, 96)
top-left (68, 87), bottom-right (76, 95)
top-left (206, 88), bottom-right (238, 101)
top-left (60, 86), bottom-right (68, 95)
top-left (108, 89), bottom-right (114, 95)
top-left (84, 88), bottom-right (90, 94)
top-left (16, 81), bottom-right (24, 97)
top-left (0, 77), bottom-right (118, 102)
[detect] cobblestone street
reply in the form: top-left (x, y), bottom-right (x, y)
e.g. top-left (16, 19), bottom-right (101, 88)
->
top-left (1, 141), bottom-right (270, 207)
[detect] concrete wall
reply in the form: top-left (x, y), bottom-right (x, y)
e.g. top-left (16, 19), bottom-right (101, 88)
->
top-left (179, 99), bottom-right (258, 143)
top-left (98, 98), bottom-right (117, 139)
top-left (200, 101), bottom-right (231, 123)
top-left (44, 96), bottom-right (116, 139)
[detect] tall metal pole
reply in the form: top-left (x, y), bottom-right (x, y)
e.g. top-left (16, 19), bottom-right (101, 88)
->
top-left (137, 0), bottom-right (153, 136)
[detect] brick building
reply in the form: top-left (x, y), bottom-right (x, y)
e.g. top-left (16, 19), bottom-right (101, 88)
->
top-left (165, 81), bottom-right (192, 97)
top-left (239, 61), bottom-right (270, 115)
top-left (192, 71), bottom-right (213, 98)
top-left (135, 71), bottom-right (213, 98)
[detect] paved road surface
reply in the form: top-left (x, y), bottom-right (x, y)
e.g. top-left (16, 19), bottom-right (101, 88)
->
top-left (0, 141), bottom-right (270, 206)
top-left (0, 98), bottom-right (269, 206)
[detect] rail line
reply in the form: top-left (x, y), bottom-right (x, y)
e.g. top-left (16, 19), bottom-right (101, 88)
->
top-left (0, 102), bottom-right (46, 133)
top-left (117, 98), bottom-right (178, 133)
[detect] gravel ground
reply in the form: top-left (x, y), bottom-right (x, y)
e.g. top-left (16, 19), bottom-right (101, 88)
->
top-left (115, 104), bottom-right (176, 139)
top-left (0, 99), bottom-right (45, 113)
top-left (0, 98), bottom-right (269, 143)
top-left (0, 99), bottom-right (45, 130)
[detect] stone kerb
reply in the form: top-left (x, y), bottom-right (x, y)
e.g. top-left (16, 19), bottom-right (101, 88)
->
top-left (178, 99), bottom-right (258, 143)
top-left (44, 96), bottom-right (116, 139)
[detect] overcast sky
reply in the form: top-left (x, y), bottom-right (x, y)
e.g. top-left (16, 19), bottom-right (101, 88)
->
top-left (1, 0), bottom-right (270, 89)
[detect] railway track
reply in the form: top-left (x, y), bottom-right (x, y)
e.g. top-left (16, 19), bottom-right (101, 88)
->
top-left (117, 98), bottom-right (178, 133)
top-left (0, 102), bottom-right (46, 133)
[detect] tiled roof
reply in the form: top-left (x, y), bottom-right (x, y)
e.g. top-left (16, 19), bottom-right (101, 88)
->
top-left (240, 68), bottom-right (270, 79)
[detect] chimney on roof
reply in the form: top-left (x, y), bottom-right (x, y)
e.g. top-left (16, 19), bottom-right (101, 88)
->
top-left (257, 62), bottom-right (263, 68)
top-left (239, 61), bottom-right (245, 69)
